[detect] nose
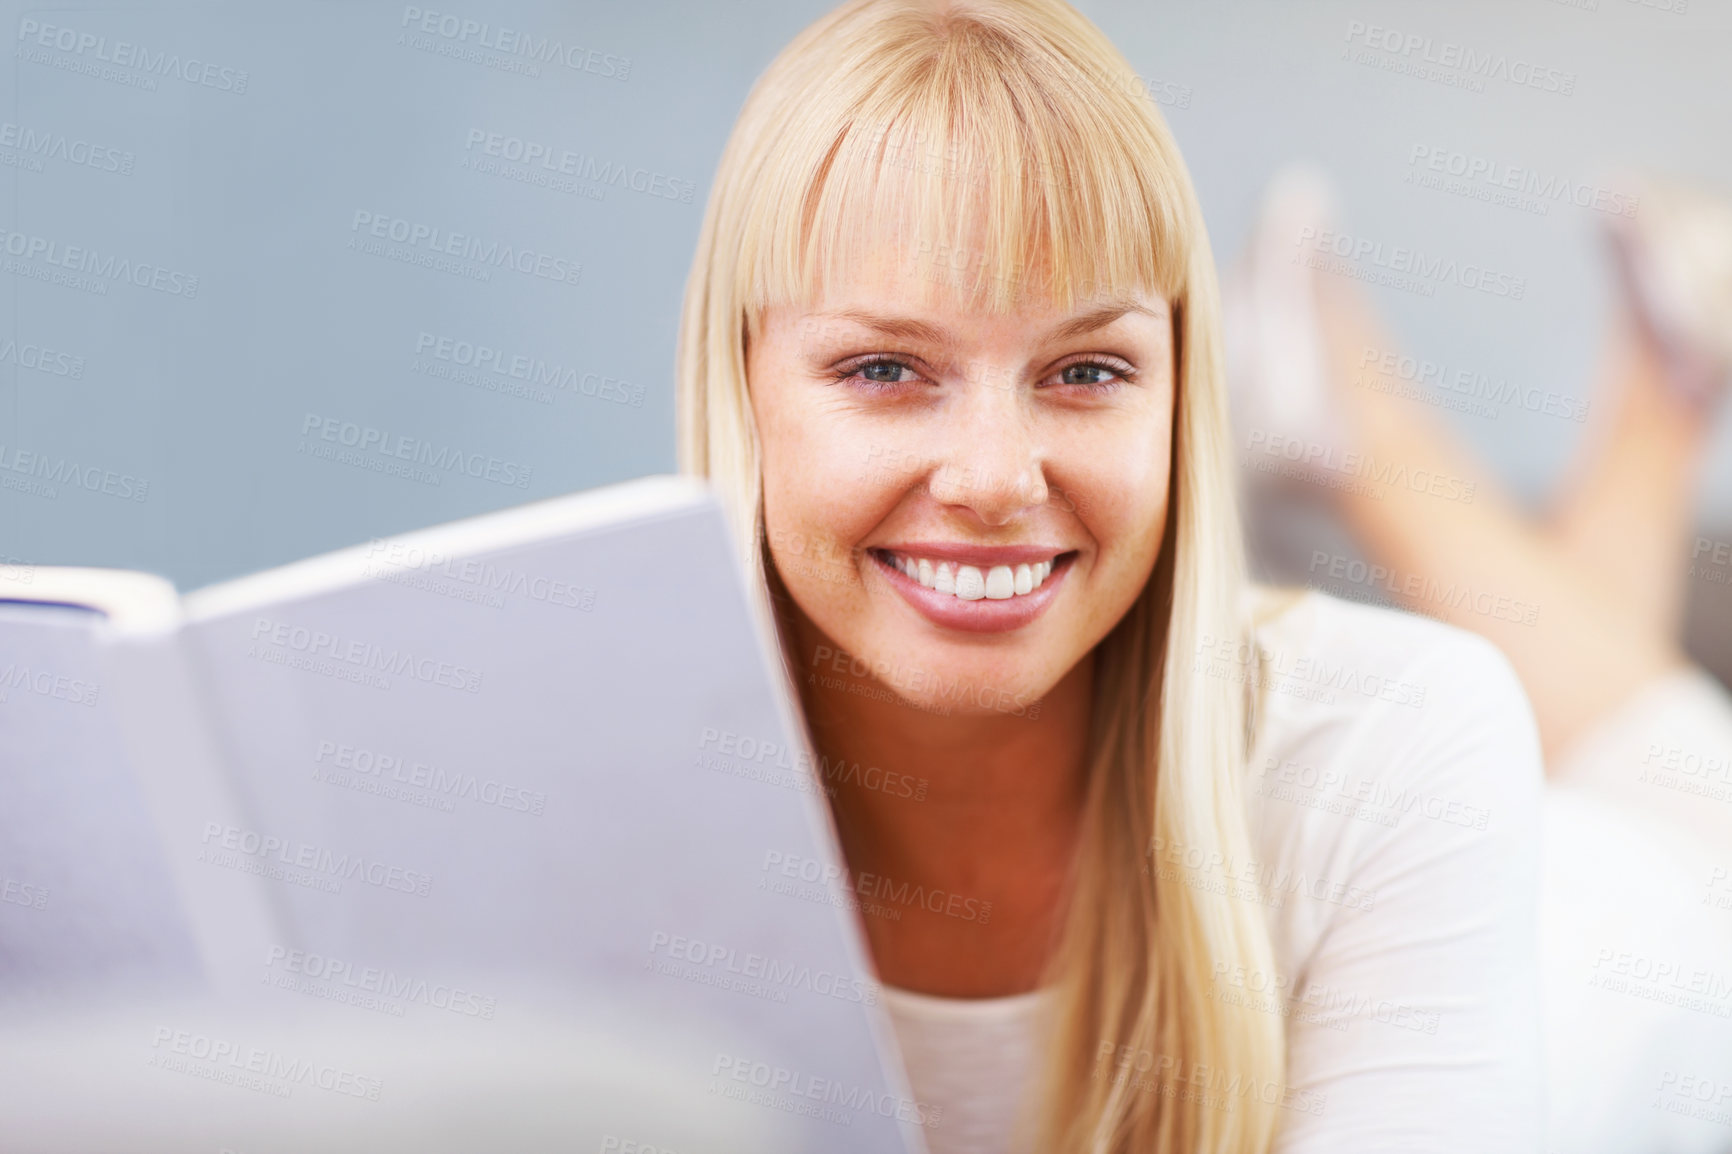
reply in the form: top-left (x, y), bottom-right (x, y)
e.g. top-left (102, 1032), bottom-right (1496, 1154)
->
top-left (924, 368), bottom-right (1050, 526)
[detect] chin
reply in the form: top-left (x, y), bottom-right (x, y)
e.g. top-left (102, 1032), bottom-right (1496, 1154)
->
top-left (842, 619), bottom-right (1059, 719)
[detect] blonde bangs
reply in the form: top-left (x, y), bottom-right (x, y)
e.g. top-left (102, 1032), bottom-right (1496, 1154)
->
top-left (733, 3), bottom-right (1193, 333)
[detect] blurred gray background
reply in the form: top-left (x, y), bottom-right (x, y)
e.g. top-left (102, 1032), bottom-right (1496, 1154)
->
top-left (2, 0), bottom-right (1728, 669)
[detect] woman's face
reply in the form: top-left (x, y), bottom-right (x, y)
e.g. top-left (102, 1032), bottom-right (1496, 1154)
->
top-left (746, 257), bottom-right (1176, 717)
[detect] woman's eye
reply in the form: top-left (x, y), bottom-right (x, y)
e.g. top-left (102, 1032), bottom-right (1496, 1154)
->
top-left (860, 360), bottom-right (914, 384)
top-left (1050, 361), bottom-right (1129, 391)
top-left (836, 359), bottom-right (923, 390)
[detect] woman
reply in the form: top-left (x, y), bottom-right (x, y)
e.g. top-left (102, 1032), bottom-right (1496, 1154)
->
top-left (676, 2), bottom-right (1544, 1150)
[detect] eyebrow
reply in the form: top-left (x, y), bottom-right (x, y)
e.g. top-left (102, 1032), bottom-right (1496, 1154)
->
top-left (817, 301), bottom-right (1162, 345)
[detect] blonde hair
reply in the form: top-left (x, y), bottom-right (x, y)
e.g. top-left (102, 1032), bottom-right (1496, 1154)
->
top-left (674, 1), bottom-right (1284, 1149)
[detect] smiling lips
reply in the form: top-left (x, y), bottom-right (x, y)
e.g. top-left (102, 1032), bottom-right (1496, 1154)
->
top-left (867, 545), bottom-right (1075, 633)
top-left (881, 550), bottom-right (1055, 600)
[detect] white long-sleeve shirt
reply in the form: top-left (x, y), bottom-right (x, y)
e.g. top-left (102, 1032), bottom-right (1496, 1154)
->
top-left (884, 588), bottom-right (1548, 1153)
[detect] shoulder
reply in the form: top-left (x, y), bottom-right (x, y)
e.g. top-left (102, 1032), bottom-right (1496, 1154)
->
top-left (1237, 586), bottom-right (1543, 841)
top-left (1244, 584), bottom-right (1534, 737)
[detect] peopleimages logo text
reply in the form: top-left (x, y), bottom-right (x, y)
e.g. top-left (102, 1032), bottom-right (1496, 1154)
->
top-left (1343, 20), bottom-right (1576, 95)
top-left (249, 615), bottom-right (484, 694)
top-left (0, 224), bottom-right (198, 296)
top-left (463, 130), bottom-right (694, 202)
top-left (16, 18), bottom-right (250, 92)
top-left (200, 822), bottom-right (433, 897)
top-left (0, 119), bottom-right (134, 174)
top-left (0, 443), bottom-right (150, 502)
top-left (300, 413), bottom-right (533, 489)
top-left (264, 946), bottom-right (497, 1018)
top-left (1293, 226), bottom-right (1525, 300)
top-left (413, 332), bottom-right (643, 406)
top-left (399, 7), bottom-right (630, 80)
top-left (349, 211), bottom-right (581, 286)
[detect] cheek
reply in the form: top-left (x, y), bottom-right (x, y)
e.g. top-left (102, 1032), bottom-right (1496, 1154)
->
top-left (766, 474), bottom-right (873, 588)
top-left (753, 389), bottom-right (882, 590)
top-left (1053, 408), bottom-right (1172, 556)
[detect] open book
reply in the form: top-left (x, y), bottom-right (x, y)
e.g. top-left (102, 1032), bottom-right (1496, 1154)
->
top-left (0, 474), bottom-right (929, 1154)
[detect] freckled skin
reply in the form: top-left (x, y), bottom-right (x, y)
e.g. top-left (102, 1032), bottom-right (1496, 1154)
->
top-left (743, 257), bottom-right (1179, 995)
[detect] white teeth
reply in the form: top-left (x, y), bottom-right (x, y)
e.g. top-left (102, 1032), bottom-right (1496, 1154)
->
top-left (886, 551), bottom-right (1060, 601)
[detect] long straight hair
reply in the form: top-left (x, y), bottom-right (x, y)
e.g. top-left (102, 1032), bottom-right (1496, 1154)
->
top-left (674, 2), bottom-right (1284, 1149)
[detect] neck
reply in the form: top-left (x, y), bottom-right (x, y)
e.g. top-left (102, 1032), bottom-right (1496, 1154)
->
top-left (785, 608), bottom-right (1095, 998)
